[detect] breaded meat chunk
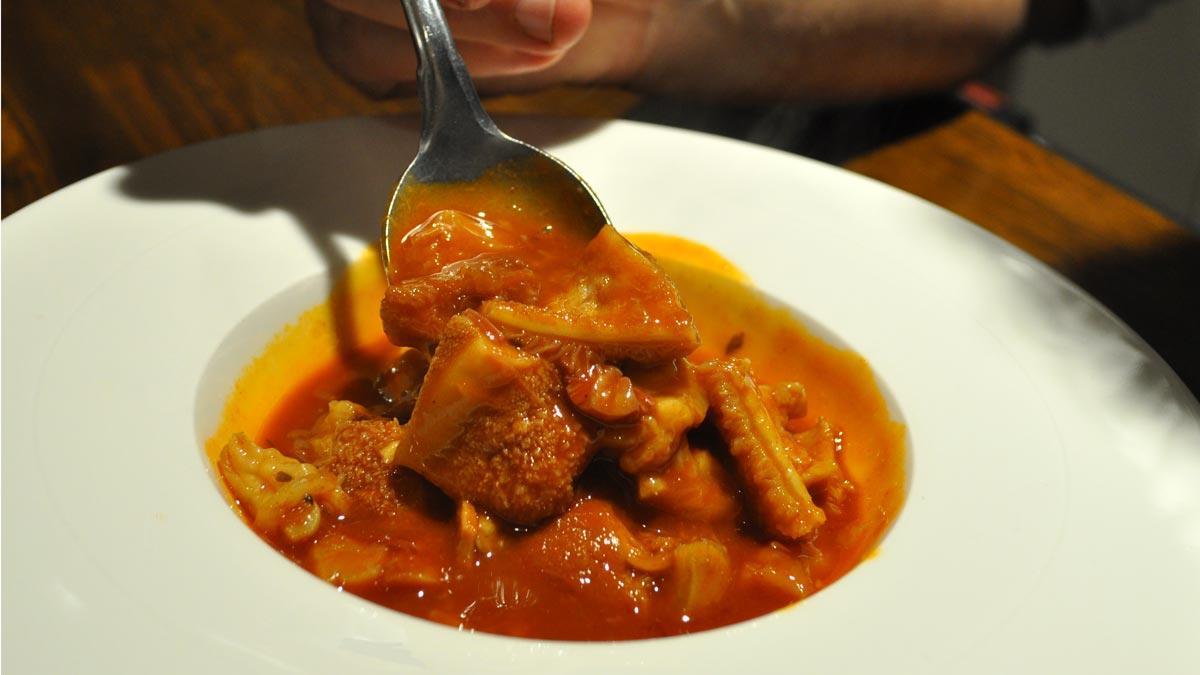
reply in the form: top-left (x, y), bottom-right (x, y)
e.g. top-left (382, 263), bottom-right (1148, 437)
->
top-left (394, 310), bottom-right (592, 524)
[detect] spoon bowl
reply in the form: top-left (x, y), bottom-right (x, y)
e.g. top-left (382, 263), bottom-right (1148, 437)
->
top-left (382, 0), bottom-right (609, 275)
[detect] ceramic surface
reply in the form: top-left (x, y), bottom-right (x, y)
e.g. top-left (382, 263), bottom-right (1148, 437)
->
top-left (3, 117), bottom-right (1198, 674)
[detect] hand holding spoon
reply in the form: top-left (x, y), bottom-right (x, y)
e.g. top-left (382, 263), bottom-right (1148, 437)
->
top-left (382, 0), bottom-right (609, 275)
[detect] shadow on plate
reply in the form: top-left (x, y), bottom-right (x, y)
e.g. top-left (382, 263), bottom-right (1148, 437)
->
top-left (114, 114), bottom-right (610, 365)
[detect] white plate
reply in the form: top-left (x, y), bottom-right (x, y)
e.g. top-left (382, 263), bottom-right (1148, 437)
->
top-left (4, 117), bottom-right (1198, 674)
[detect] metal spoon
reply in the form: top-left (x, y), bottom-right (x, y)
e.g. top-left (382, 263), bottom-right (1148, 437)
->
top-left (382, 0), bottom-right (609, 274)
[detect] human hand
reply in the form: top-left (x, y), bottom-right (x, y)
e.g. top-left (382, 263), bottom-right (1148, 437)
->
top-left (308, 0), bottom-right (1034, 104)
top-left (306, 0), bottom-right (658, 96)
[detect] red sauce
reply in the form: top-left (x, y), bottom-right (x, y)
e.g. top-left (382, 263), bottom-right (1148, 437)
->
top-left (215, 175), bottom-right (905, 640)
top-left (248, 242), bottom-right (906, 641)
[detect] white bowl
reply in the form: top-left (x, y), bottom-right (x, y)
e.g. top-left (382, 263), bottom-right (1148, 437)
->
top-left (3, 117), bottom-right (1198, 674)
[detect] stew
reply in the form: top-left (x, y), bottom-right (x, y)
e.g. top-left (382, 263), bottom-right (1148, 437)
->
top-left (211, 184), bottom-right (906, 640)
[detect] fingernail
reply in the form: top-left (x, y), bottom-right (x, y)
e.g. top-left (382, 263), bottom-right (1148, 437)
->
top-left (514, 0), bottom-right (555, 43)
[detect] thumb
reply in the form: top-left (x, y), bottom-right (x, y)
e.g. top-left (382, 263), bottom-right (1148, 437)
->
top-left (511, 0), bottom-right (591, 49)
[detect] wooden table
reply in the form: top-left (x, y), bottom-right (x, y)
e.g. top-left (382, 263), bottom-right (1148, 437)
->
top-left (4, 0), bottom-right (1198, 396)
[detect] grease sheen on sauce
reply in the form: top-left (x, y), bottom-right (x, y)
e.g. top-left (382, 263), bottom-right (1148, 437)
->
top-left (215, 231), bottom-right (906, 640)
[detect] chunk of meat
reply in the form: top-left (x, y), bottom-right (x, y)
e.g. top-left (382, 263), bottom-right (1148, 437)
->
top-left (564, 357), bottom-right (640, 423)
top-left (309, 532), bottom-right (446, 589)
top-left (396, 310), bottom-right (593, 524)
top-left (791, 418), bottom-right (857, 518)
top-left (456, 500), bottom-right (506, 564)
top-left (288, 399), bottom-right (373, 464)
top-left (763, 381), bottom-right (808, 420)
top-left (388, 209), bottom-right (526, 280)
top-left (308, 532), bottom-right (388, 587)
top-left (665, 539), bottom-right (732, 617)
top-left (381, 255), bottom-right (538, 347)
top-left (699, 359), bottom-right (826, 539)
top-left (218, 433), bottom-right (349, 542)
top-left (286, 399), bottom-right (409, 515)
top-left (514, 499), bottom-right (670, 614)
top-left (793, 418), bottom-right (841, 486)
top-left (637, 442), bottom-right (739, 523)
top-left (601, 360), bottom-right (708, 474)
top-left (520, 338), bottom-right (641, 423)
top-left (739, 542), bottom-right (814, 601)
top-left (286, 401), bottom-right (457, 521)
top-left (456, 500), bottom-right (480, 564)
top-left (321, 415), bottom-right (408, 516)
top-left (481, 225), bottom-right (700, 363)
top-left (756, 381), bottom-right (847, 490)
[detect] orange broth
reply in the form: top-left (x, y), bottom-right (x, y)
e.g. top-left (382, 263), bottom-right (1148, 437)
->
top-left (211, 228), bottom-right (906, 640)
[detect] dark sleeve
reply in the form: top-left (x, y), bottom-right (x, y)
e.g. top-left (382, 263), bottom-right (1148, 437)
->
top-left (1026, 0), bottom-right (1173, 44)
top-left (1085, 0), bottom-right (1173, 35)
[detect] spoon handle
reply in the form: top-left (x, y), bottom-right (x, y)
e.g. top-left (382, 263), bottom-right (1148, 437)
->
top-left (399, 0), bottom-right (501, 154)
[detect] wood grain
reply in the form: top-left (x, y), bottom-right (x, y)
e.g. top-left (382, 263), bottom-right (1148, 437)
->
top-left (0, 0), bottom-right (632, 216)
top-left (846, 112), bottom-right (1187, 268)
top-left (2, 0), bottom-right (400, 213)
top-left (3, 0), bottom-right (1197, 395)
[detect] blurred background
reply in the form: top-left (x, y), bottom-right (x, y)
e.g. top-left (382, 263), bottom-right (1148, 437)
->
top-left (3, 0), bottom-right (1198, 393)
top-left (3, 0), bottom-right (1196, 227)
top-left (1008, 0), bottom-right (1199, 226)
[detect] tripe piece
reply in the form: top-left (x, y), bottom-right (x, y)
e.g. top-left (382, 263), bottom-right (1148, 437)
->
top-left (516, 499), bottom-right (669, 614)
top-left (763, 381), bottom-right (808, 420)
top-left (699, 358), bottom-right (826, 539)
top-left (395, 310), bottom-right (592, 524)
top-left (738, 542), bottom-right (814, 601)
top-left (637, 442), bottom-right (739, 523)
top-left (381, 255), bottom-right (538, 347)
top-left (602, 359), bottom-right (709, 474)
top-left (794, 418), bottom-right (842, 486)
top-left (481, 225), bottom-right (700, 363)
top-left (218, 433), bottom-right (349, 542)
top-left (526, 339), bottom-right (642, 423)
top-left (666, 539), bottom-right (732, 616)
top-left (388, 209), bottom-right (527, 280)
top-left (308, 532), bottom-right (444, 589)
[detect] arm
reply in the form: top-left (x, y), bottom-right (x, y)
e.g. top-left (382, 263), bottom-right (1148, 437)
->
top-left (308, 0), bottom-right (1090, 102)
top-left (635, 0), bottom-right (1031, 102)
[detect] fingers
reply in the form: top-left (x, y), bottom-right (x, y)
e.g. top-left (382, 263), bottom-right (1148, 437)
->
top-left (308, 0), bottom-right (413, 96)
top-left (323, 0), bottom-right (591, 55)
top-left (450, 0), bottom-right (497, 11)
top-left (307, 0), bottom-right (571, 97)
top-left (323, 0), bottom-right (495, 28)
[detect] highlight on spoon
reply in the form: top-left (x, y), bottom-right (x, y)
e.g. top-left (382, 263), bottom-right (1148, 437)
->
top-left (382, 154), bottom-right (609, 281)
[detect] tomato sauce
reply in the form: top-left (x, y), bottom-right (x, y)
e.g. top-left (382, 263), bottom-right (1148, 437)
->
top-left (239, 235), bottom-right (906, 640)
top-left (208, 165), bottom-right (904, 640)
